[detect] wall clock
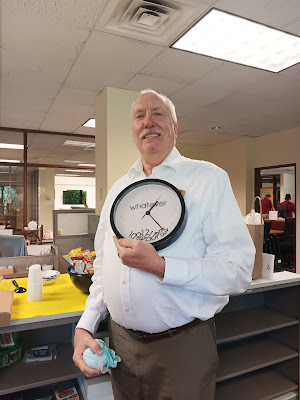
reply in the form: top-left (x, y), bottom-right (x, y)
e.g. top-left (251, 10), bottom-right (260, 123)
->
top-left (110, 179), bottom-right (187, 251)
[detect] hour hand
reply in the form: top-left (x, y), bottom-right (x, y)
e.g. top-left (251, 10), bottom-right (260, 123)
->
top-left (141, 198), bottom-right (159, 218)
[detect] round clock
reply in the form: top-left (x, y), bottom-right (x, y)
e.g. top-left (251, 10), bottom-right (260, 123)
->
top-left (110, 179), bottom-right (187, 251)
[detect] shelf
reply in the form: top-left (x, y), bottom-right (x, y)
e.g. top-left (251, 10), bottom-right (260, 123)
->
top-left (217, 336), bottom-right (298, 382)
top-left (216, 306), bottom-right (299, 344)
top-left (216, 368), bottom-right (298, 400)
top-left (0, 343), bottom-right (82, 396)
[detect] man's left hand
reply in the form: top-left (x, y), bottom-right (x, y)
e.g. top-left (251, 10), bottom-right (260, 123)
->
top-left (113, 236), bottom-right (165, 279)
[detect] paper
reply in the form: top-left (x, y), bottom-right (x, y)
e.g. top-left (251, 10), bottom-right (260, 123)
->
top-left (262, 253), bottom-right (275, 280)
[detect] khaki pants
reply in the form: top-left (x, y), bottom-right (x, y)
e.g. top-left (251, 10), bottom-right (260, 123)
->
top-left (109, 318), bottom-right (219, 400)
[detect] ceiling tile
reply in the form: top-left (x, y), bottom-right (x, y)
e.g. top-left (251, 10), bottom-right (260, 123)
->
top-left (40, 104), bottom-right (95, 132)
top-left (3, 0), bottom-right (108, 29)
top-left (3, 12), bottom-right (90, 60)
top-left (1, 76), bottom-right (60, 112)
top-left (76, 31), bottom-right (164, 73)
top-left (214, 0), bottom-right (300, 28)
top-left (3, 51), bottom-right (74, 84)
top-left (196, 62), bottom-right (272, 92)
top-left (123, 74), bottom-right (186, 96)
top-left (140, 48), bottom-right (224, 84)
top-left (170, 81), bottom-right (231, 117)
top-left (65, 63), bottom-right (134, 92)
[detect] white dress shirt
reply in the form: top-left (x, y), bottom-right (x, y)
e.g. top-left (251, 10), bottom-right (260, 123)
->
top-left (77, 147), bottom-right (255, 335)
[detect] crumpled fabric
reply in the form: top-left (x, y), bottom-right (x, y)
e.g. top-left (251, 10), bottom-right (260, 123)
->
top-left (83, 339), bottom-right (121, 374)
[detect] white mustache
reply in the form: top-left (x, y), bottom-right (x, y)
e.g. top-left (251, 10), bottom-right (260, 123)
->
top-left (139, 128), bottom-right (164, 139)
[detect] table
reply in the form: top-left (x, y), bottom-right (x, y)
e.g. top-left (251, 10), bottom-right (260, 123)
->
top-left (0, 274), bottom-right (88, 396)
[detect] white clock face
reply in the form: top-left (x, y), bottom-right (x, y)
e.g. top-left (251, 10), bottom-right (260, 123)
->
top-left (111, 179), bottom-right (186, 250)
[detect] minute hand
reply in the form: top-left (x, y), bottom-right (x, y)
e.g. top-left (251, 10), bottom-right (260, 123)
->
top-left (141, 198), bottom-right (160, 219)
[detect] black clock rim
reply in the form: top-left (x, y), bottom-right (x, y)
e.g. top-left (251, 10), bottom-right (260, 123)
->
top-left (110, 178), bottom-right (186, 251)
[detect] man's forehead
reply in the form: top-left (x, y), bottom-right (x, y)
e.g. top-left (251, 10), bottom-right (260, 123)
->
top-left (132, 94), bottom-right (166, 112)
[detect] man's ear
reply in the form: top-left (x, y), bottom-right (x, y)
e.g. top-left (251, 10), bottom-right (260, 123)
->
top-left (174, 123), bottom-right (178, 139)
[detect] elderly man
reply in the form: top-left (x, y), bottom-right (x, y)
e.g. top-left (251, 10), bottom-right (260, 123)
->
top-left (73, 89), bottom-right (255, 400)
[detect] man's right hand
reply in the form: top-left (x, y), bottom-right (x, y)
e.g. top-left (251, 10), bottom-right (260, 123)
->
top-left (73, 327), bottom-right (103, 377)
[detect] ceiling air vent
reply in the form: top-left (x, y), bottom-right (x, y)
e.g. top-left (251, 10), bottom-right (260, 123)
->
top-left (95, 0), bottom-right (206, 46)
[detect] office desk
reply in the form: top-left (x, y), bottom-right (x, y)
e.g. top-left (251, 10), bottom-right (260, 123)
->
top-left (0, 274), bottom-right (88, 396)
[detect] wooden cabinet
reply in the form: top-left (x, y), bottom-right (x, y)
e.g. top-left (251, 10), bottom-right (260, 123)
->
top-left (215, 273), bottom-right (300, 400)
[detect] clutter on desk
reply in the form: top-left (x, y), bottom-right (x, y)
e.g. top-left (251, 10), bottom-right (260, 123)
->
top-left (83, 338), bottom-right (121, 374)
top-left (0, 332), bottom-right (20, 348)
top-left (0, 342), bottom-right (23, 368)
top-left (0, 290), bottom-right (13, 326)
top-left (63, 247), bottom-right (95, 275)
top-left (23, 344), bottom-right (57, 363)
top-left (20, 379), bottom-right (79, 400)
top-left (41, 270), bottom-right (60, 286)
top-left (27, 264), bottom-right (43, 302)
top-left (0, 275), bottom-right (12, 290)
top-left (0, 266), bottom-right (14, 276)
top-left (52, 380), bottom-right (79, 400)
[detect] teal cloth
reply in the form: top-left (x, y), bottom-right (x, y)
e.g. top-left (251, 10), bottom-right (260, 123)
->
top-left (83, 339), bottom-right (121, 373)
top-left (0, 235), bottom-right (28, 257)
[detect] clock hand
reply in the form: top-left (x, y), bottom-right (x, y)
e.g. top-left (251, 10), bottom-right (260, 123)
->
top-left (149, 214), bottom-right (163, 230)
top-left (141, 197), bottom-right (160, 219)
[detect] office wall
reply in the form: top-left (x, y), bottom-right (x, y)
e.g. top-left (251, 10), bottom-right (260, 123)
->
top-left (196, 127), bottom-right (299, 272)
top-left (54, 176), bottom-right (96, 210)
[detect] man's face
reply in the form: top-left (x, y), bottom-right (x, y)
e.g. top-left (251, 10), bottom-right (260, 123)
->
top-left (131, 93), bottom-right (178, 160)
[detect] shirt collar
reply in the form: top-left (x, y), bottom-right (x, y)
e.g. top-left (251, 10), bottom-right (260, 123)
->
top-left (128, 147), bottom-right (182, 179)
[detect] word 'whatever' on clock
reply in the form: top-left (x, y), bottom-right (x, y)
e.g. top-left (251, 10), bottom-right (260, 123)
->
top-left (128, 228), bottom-right (169, 242)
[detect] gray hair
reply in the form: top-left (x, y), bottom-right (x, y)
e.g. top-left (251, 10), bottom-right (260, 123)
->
top-left (131, 88), bottom-right (177, 124)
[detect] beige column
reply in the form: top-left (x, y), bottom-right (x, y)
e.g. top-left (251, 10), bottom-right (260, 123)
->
top-left (95, 87), bottom-right (139, 214)
top-left (38, 167), bottom-right (55, 235)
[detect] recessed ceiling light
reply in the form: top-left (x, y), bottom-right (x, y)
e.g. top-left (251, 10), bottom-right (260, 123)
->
top-left (172, 8), bottom-right (300, 72)
top-left (211, 126), bottom-right (222, 130)
top-left (65, 169), bottom-right (94, 173)
top-left (0, 143), bottom-right (23, 149)
top-left (78, 163), bottom-right (96, 167)
top-left (82, 118), bottom-right (95, 128)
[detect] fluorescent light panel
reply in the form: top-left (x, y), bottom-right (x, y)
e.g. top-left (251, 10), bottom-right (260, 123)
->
top-left (172, 9), bottom-right (300, 72)
top-left (0, 159), bottom-right (21, 163)
top-left (0, 143), bottom-right (23, 149)
top-left (64, 159), bottom-right (85, 164)
top-left (56, 174), bottom-right (80, 177)
top-left (63, 140), bottom-right (95, 148)
top-left (83, 118), bottom-right (95, 128)
top-left (65, 169), bottom-right (94, 173)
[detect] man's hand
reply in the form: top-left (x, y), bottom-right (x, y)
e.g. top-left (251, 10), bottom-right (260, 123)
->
top-left (113, 236), bottom-right (165, 279)
top-left (73, 328), bottom-right (103, 377)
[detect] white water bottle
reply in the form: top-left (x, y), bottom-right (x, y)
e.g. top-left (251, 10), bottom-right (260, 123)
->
top-left (27, 264), bottom-right (43, 302)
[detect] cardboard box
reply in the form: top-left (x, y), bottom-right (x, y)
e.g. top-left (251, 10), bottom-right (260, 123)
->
top-left (0, 291), bottom-right (14, 326)
top-left (0, 267), bottom-right (14, 275)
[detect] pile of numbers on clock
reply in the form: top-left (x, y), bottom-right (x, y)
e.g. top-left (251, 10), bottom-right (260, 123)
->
top-left (128, 227), bottom-right (169, 242)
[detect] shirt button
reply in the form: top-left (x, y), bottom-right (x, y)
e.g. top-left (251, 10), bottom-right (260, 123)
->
top-left (125, 308), bottom-right (129, 312)
top-left (122, 280), bottom-right (126, 284)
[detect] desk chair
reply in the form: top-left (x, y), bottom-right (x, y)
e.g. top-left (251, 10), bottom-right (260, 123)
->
top-left (278, 218), bottom-right (295, 270)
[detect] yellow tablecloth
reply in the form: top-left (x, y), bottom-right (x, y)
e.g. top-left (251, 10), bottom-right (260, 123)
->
top-left (8, 274), bottom-right (88, 320)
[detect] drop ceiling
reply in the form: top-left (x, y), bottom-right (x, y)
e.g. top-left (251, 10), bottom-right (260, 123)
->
top-left (1, 0), bottom-right (300, 146)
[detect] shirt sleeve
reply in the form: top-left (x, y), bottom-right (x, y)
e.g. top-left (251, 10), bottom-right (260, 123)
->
top-left (76, 208), bottom-right (109, 335)
top-left (161, 170), bottom-right (256, 296)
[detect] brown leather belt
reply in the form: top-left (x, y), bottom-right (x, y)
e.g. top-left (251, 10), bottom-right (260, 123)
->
top-left (125, 318), bottom-right (203, 343)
